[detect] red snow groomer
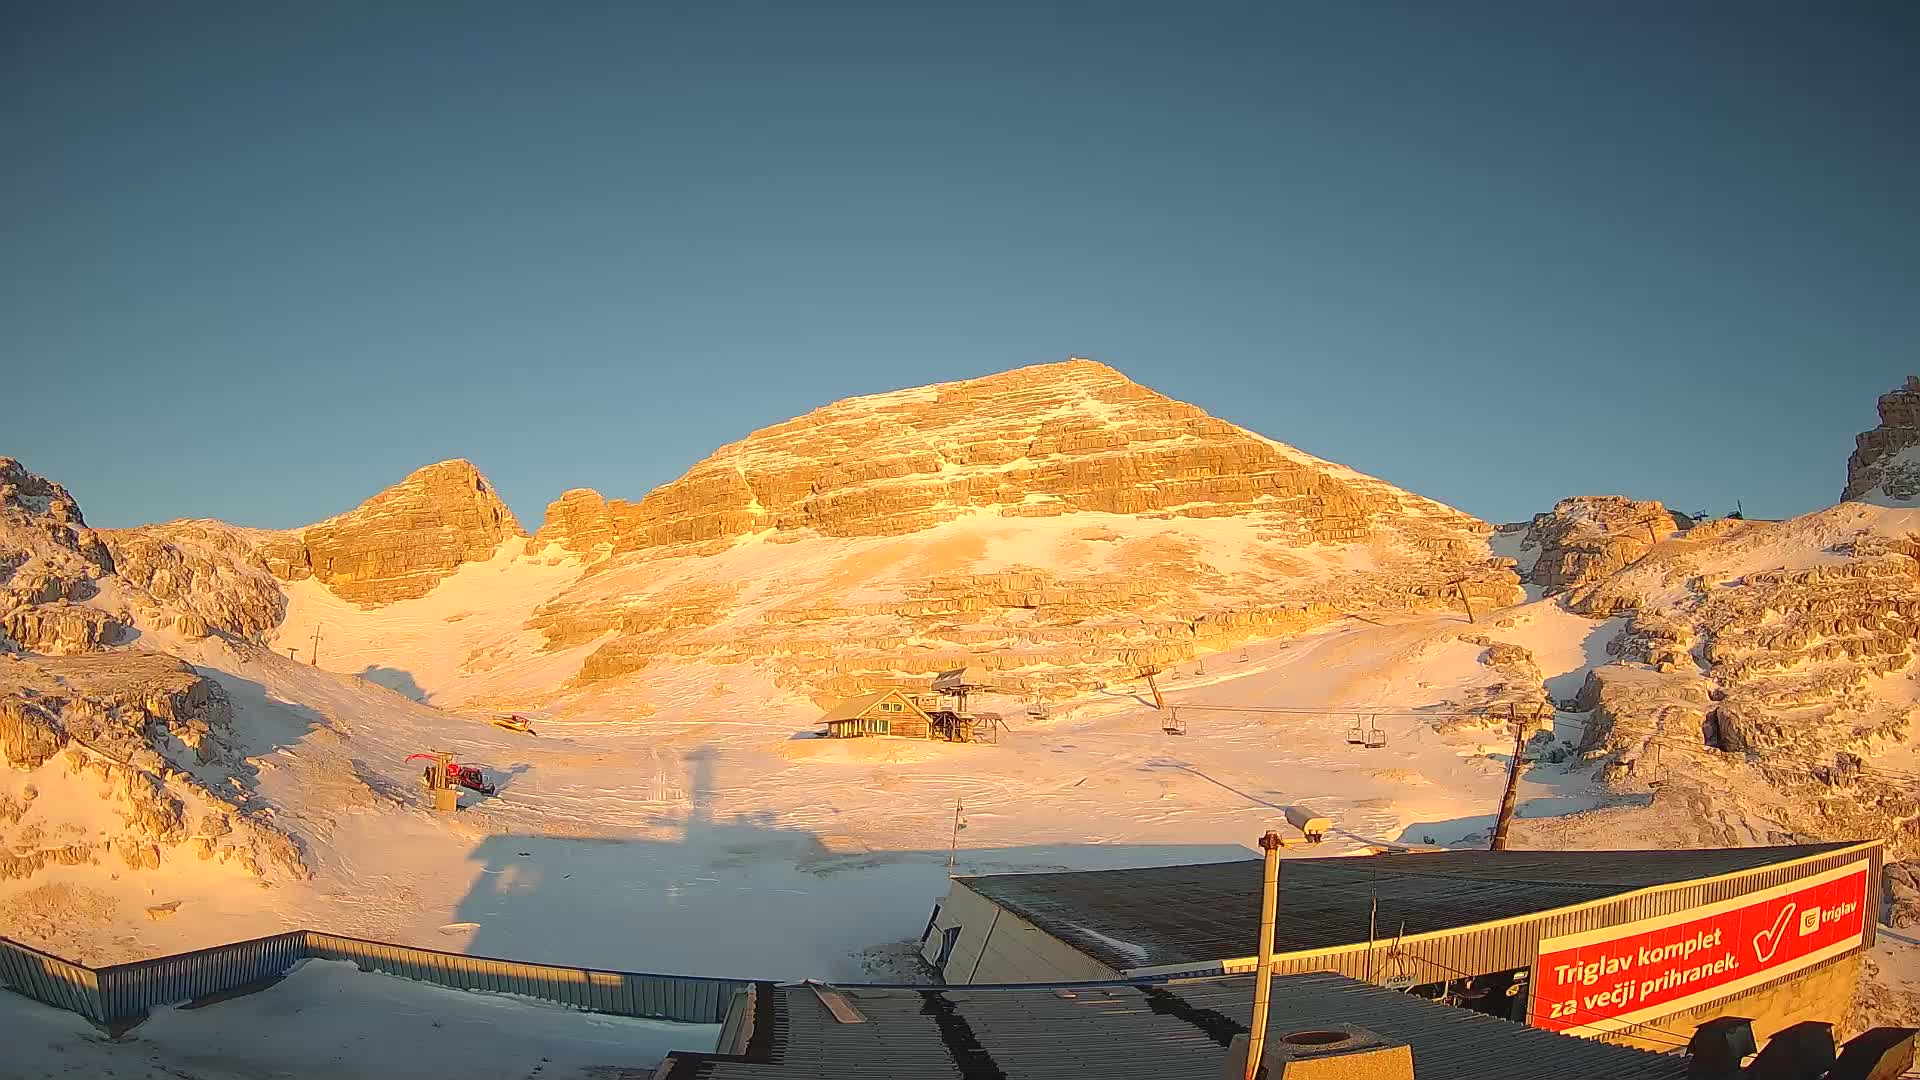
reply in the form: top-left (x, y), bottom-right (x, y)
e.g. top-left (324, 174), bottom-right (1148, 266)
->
top-left (406, 753), bottom-right (496, 797)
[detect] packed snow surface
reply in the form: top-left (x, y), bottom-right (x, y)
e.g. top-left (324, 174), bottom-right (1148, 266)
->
top-left (4, 597), bottom-right (1620, 981)
top-left (0, 958), bottom-right (715, 1079)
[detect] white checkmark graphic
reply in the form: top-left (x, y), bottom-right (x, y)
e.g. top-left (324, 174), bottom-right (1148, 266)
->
top-left (1752, 903), bottom-right (1796, 963)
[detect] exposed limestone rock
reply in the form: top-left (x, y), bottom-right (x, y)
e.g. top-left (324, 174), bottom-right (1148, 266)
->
top-left (1526, 496), bottom-right (1685, 595)
top-left (1, 458), bottom-right (121, 653)
top-left (1546, 468), bottom-right (1920, 856)
top-left (0, 651), bottom-right (310, 882)
top-left (0, 459), bottom-right (111, 574)
top-left (531, 360), bottom-right (1490, 553)
top-left (101, 521), bottom-right (285, 640)
top-left (1886, 861), bottom-right (1920, 929)
top-left (518, 361), bottom-right (1517, 697)
top-left (1572, 664), bottom-right (1713, 772)
top-left (1843, 375), bottom-right (1920, 503)
top-left (529, 488), bottom-right (618, 554)
top-left (265, 460), bottom-right (524, 604)
top-left (0, 696), bottom-right (64, 769)
top-left (0, 844), bottom-right (95, 881)
top-left (1433, 634), bottom-right (1553, 730)
top-left (0, 602), bottom-right (121, 655)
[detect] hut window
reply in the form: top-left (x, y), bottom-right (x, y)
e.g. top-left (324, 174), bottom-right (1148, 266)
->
top-left (935, 926), bottom-right (961, 971)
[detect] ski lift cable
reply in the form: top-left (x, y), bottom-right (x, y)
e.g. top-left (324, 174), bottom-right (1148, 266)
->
top-left (1160, 701), bottom-right (1920, 785)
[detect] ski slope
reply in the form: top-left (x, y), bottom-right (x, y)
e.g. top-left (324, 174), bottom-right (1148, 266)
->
top-left (5, 598), bottom-right (1625, 982)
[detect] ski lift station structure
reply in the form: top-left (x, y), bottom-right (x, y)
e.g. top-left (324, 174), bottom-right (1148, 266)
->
top-left (917, 840), bottom-right (1883, 1055)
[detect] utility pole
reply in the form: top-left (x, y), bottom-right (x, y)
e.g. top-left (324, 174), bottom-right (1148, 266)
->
top-left (1451, 578), bottom-right (1477, 624)
top-left (947, 797), bottom-right (966, 878)
top-left (309, 623), bottom-right (323, 667)
top-left (1490, 711), bottom-right (1530, 851)
top-left (1240, 830), bottom-right (1285, 1080)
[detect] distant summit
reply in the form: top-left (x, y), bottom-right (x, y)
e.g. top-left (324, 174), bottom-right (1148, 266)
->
top-left (258, 459), bottom-right (523, 604)
top-left (1844, 375), bottom-right (1920, 505)
top-left (529, 357), bottom-right (1485, 556)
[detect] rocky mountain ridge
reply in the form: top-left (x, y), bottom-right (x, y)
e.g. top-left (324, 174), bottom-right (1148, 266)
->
top-left (1845, 375), bottom-right (1920, 505)
top-left (258, 459), bottom-right (524, 605)
top-left (88, 359), bottom-right (1519, 704)
top-left (527, 359), bottom-right (1477, 554)
top-left (496, 360), bottom-right (1521, 700)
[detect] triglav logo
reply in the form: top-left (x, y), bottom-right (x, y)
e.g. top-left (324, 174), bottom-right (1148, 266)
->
top-left (1797, 907), bottom-right (1821, 937)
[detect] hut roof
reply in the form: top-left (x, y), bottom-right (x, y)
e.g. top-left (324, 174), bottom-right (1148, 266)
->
top-left (816, 690), bottom-right (927, 725)
top-left (931, 665), bottom-right (993, 692)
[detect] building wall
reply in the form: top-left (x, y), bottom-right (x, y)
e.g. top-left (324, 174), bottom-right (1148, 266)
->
top-left (1606, 953), bottom-right (1862, 1054)
top-left (1129, 843), bottom-right (1882, 996)
top-left (920, 883), bottom-right (1122, 985)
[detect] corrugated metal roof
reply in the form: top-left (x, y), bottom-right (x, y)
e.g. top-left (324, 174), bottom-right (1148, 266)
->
top-left (957, 843), bottom-right (1859, 971)
top-left (676, 972), bottom-right (1691, 1079)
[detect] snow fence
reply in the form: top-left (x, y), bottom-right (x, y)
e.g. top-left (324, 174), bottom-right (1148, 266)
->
top-left (0, 929), bottom-right (750, 1027)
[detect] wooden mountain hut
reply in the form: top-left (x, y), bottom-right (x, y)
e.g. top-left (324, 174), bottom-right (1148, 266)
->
top-left (815, 690), bottom-right (933, 739)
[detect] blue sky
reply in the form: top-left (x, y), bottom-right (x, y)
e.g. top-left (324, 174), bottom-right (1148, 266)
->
top-left (4, 2), bottom-right (1915, 530)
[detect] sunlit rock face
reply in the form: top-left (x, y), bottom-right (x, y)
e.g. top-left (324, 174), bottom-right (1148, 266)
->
top-left (0, 458), bottom-right (121, 654)
top-left (262, 459), bottom-right (524, 604)
top-left (531, 359), bottom-right (1482, 552)
top-left (520, 360), bottom-right (1519, 699)
top-left (1844, 375), bottom-right (1920, 505)
top-left (1525, 496), bottom-right (1686, 596)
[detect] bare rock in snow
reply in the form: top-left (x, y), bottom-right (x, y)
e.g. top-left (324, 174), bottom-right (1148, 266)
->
top-left (520, 360), bottom-right (1520, 697)
top-left (528, 488), bottom-right (618, 554)
top-left (0, 651), bottom-right (309, 884)
top-left (0, 458), bottom-right (121, 652)
top-left (1885, 860), bottom-right (1920, 928)
top-left (0, 602), bottom-right (121, 655)
top-left (1525, 496), bottom-right (1684, 595)
top-left (100, 521), bottom-right (285, 640)
top-left (1843, 375), bottom-right (1920, 504)
top-left (531, 360), bottom-right (1492, 552)
top-left (265, 459), bottom-right (524, 604)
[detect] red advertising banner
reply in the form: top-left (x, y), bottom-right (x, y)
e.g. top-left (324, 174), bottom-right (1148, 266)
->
top-left (1530, 859), bottom-right (1870, 1036)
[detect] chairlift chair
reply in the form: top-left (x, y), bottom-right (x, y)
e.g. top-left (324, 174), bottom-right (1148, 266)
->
top-left (1161, 707), bottom-right (1186, 736)
top-left (1346, 715), bottom-right (1388, 749)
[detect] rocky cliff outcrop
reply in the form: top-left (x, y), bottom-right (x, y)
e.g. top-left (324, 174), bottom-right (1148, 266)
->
top-left (1524, 496), bottom-right (1686, 596)
top-left (0, 651), bottom-right (306, 881)
top-left (1843, 375), bottom-right (1920, 504)
top-left (263, 460), bottom-right (524, 604)
top-left (511, 360), bottom-right (1521, 699)
top-left (530, 360), bottom-right (1483, 553)
top-left (101, 521), bottom-right (286, 641)
top-left (1552, 505), bottom-right (1920, 855)
top-left (0, 458), bottom-right (123, 654)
